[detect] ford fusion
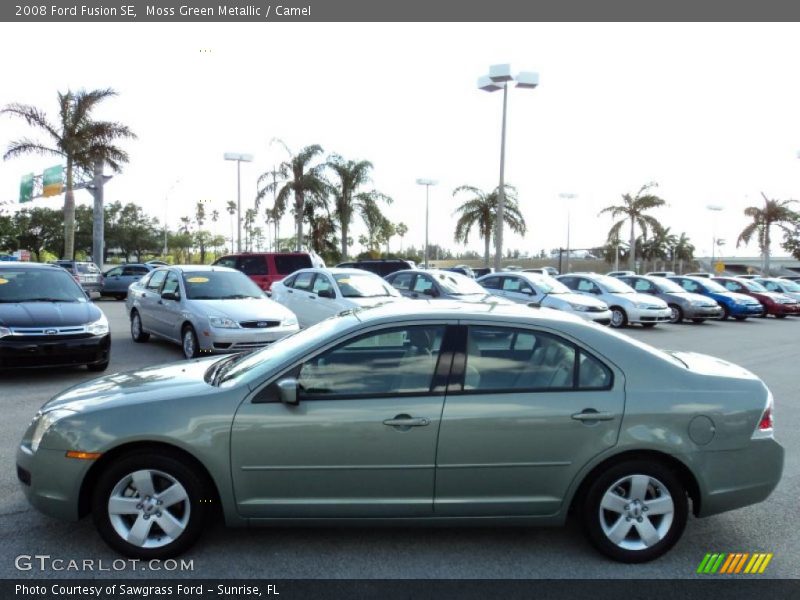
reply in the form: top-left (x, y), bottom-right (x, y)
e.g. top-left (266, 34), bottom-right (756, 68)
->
top-left (17, 302), bottom-right (783, 562)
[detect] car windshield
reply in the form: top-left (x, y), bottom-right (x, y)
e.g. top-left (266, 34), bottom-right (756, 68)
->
top-left (653, 278), bottom-right (686, 293)
top-left (702, 279), bottom-right (729, 293)
top-left (526, 276), bottom-right (571, 294)
top-left (431, 271), bottom-right (487, 295)
top-left (0, 268), bottom-right (87, 303)
top-left (334, 273), bottom-right (398, 298)
top-left (183, 271), bottom-right (264, 300)
top-left (595, 275), bottom-right (635, 293)
top-left (739, 279), bottom-right (768, 292)
top-left (777, 280), bottom-right (800, 292)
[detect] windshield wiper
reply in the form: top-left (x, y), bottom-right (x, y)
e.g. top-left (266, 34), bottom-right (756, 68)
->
top-left (26, 297), bottom-right (78, 303)
top-left (218, 294), bottom-right (257, 300)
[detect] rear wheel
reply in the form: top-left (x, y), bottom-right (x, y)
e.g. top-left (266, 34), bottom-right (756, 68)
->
top-left (610, 307), bottom-right (628, 328)
top-left (130, 311), bottom-right (150, 343)
top-left (668, 304), bottom-right (683, 324)
top-left (582, 460), bottom-right (688, 563)
top-left (91, 452), bottom-right (209, 559)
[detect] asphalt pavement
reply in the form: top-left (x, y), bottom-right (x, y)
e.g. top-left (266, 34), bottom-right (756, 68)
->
top-left (0, 300), bottom-right (797, 579)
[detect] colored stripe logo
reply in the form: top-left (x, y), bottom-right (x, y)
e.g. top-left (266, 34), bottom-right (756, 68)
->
top-left (697, 552), bottom-right (773, 574)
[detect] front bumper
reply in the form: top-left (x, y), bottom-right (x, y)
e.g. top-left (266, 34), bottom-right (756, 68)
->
top-left (768, 303), bottom-right (800, 316)
top-left (684, 305), bottom-right (724, 320)
top-left (730, 303), bottom-right (764, 317)
top-left (627, 306), bottom-right (672, 324)
top-left (16, 444), bottom-right (88, 521)
top-left (0, 333), bottom-right (110, 368)
top-left (575, 309), bottom-right (613, 325)
top-left (199, 324), bottom-right (299, 353)
top-left (695, 438), bottom-right (784, 518)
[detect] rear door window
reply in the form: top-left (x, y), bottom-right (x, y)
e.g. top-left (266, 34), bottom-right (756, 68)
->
top-left (274, 254), bottom-right (313, 274)
top-left (238, 256), bottom-right (269, 275)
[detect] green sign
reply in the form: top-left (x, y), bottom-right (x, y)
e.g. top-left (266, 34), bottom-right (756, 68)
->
top-left (42, 165), bottom-right (63, 197)
top-left (19, 173), bottom-right (34, 203)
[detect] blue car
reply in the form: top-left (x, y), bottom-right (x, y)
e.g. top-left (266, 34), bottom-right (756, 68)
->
top-left (668, 276), bottom-right (763, 320)
top-left (101, 263), bottom-right (155, 300)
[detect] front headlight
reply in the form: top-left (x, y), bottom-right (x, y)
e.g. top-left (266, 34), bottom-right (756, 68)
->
top-left (0, 326), bottom-right (10, 339)
top-left (209, 316), bottom-right (239, 329)
top-left (282, 315), bottom-right (298, 327)
top-left (86, 315), bottom-right (109, 336)
top-left (30, 409), bottom-right (76, 452)
top-left (568, 303), bottom-right (589, 312)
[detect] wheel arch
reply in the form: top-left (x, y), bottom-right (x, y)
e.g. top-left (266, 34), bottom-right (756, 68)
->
top-left (567, 449), bottom-right (701, 517)
top-left (78, 441), bottom-right (223, 521)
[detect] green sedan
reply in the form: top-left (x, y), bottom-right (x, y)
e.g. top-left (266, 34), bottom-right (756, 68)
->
top-left (16, 302), bottom-right (783, 563)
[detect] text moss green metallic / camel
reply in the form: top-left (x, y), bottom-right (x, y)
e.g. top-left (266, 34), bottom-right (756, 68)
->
top-left (17, 302), bottom-right (783, 562)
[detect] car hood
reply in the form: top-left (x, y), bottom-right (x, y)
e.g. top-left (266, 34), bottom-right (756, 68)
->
top-left (609, 292), bottom-right (667, 307)
top-left (669, 351), bottom-right (759, 380)
top-left (41, 357), bottom-right (220, 413)
top-left (449, 293), bottom-right (515, 305)
top-left (185, 298), bottom-right (295, 320)
top-left (663, 292), bottom-right (716, 305)
top-left (717, 291), bottom-right (760, 304)
top-left (0, 301), bottom-right (101, 327)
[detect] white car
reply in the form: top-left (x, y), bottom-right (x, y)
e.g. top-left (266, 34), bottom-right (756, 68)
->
top-left (270, 268), bottom-right (404, 328)
top-left (557, 273), bottom-right (671, 328)
top-left (477, 272), bottom-right (612, 325)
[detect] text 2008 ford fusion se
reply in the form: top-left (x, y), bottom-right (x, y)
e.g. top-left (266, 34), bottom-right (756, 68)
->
top-left (16, 302), bottom-right (783, 563)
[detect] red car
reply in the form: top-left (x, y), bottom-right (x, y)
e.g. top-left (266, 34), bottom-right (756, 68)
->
top-left (212, 252), bottom-right (322, 292)
top-left (712, 277), bottom-right (800, 318)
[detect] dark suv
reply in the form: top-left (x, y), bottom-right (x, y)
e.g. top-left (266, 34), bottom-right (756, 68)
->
top-left (212, 252), bottom-right (320, 292)
top-left (336, 259), bottom-right (417, 277)
top-left (51, 260), bottom-right (104, 298)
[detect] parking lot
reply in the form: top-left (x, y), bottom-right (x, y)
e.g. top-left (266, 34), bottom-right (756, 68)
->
top-left (1, 299), bottom-right (798, 579)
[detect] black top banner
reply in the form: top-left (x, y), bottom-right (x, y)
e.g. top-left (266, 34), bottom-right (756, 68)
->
top-left (3, 0), bottom-right (800, 22)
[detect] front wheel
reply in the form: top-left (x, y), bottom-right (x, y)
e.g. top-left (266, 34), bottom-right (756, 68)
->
top-left (610, 307), bottom-right (628, 328)
top-left (720, 305), bottom-right (730, 320)
top-left (182, 325), bottom-right (200, 359)
top-left (668, 304), bottom-right (683, 324)
top-left (775, 314), bottom-right (786, 319)
top-left (582, 460), bottom-right (688, 563)
top-left (91, 452), bottom-right (209, 559)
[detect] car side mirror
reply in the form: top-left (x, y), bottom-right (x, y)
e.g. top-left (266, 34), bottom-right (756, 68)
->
top-left (318, 288), bottom-right (334, 299)
top-left (161, 290), bottom-right (180, 301)
top-left (423, 288), bottom-right (438, 297)
top-left (276, 378), bottom-right (299, 405)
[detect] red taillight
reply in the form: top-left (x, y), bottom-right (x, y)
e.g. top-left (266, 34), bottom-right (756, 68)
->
top-left (758, 407), bottom-right (773, 430)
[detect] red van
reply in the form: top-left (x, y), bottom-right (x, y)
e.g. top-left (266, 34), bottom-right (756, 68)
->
top-left (212, 252), bottom-right (321, 292)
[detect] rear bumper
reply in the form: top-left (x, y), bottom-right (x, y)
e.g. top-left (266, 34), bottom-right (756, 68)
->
top-left (0, 334), bottom-right (110, 368)
top-left (696, 438), bottom-right (784, 518)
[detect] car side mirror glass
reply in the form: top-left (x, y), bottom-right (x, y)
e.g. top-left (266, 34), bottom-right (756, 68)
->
top-left (161, 290), bottom-right (180, 301)
top-left (277, 378), bottom-right (299, 405)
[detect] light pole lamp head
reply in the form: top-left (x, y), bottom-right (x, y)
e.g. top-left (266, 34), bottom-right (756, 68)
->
top-left (416, 178), bottom-right (438, 186)
top-left (224, 152), bottom-right (254, 162)
top-left (489, 64), bottom-right (513, 83)
top-left (706, 204), bottom-right (723, 211)
top-left (559, 193), bottom-right (577, 200)
top-left (515, 72), bottom-right (539, 89)
top-left (478, 76), bottom-right (502, 92)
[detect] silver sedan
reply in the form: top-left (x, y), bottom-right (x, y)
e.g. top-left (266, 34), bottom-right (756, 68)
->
top-left (125, 265), bottom-right (299, 359)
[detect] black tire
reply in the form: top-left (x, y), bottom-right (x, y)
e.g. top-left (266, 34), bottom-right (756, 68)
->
top-left (116, 293), bottom-right (127, 301)
top-left (610, 307), bottom-right (628, 329)
top-left (87, 360), bottom-right (109, 372)
top-left (775, 314), bottom-right (786, 319)
top-left (641, 323), bottom-right (657, 329)
top-left (91, 451), bottom-right (209, 559)
top-left (182, 324), bottom-right (200, 359)
top-left (130, 310), bottom-right (150, 343)
top-left (691, 318), bottom-right (705, 324)
top-left (668, 304), bottom-right (683, 324)
top-left (734, 316), bottom-right (747, 321)
top-left (582, 459), bottom-right (688, 563)
top-left (720, 305), bottom-right (730, 320)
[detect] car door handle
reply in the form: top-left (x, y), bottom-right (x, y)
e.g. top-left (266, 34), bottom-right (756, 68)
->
top-left (383, 416), bottom-right (430, 427)
top-left (571, 410), bottom-right (615, 422)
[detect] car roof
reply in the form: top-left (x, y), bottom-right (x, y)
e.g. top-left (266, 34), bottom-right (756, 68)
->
top-left (292, 267), bottom-right (380, 276)
top-left (155, 264), bottom-right (239, 273)
top-left (0, 261), bottom-right (62, 270)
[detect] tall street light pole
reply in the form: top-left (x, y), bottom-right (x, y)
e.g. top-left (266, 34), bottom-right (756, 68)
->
top-left (416, 178), bottom-right (438, 268)
top-left (478, 64), bottom-right (539, 271)
top-left (707, 204), bottom-right (723, 272)
top-left (560, 193), bottom-right (577, 272)
top-left (224, 152), bottom-right (254, 253)
top-left (163, 179), bottom-right (181, 257)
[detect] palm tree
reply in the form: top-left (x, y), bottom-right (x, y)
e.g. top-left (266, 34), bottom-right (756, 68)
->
top-left (1, 88), bottom-right (136, 260)
top-left (396, 222), bottom-right (408, 252)
top-left (210, 209), bottom-right (220, 257)
top-left (226, 200), bottom-right (236, 253)
top-left (599, 183), bottom-right (666, 272)
top-left (736, 193), bottom-right (798, 273)
top-left (257, 141), bottom-right (328, 252)
top-left (452, 184), bottom-right (526, 267)
top-left (673, 232), bottom-right (695, 273)
top-left (327, 155), bottom-right (392, 260)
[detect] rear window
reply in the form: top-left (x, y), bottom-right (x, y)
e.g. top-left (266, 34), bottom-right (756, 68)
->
top-left (274, 254), bottom-right (313, 274)
top-left (76, 263), bottom-right (100, 274)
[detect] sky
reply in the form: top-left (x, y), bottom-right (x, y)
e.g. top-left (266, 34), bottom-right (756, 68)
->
top-left (1, 22), bottom-right (800, 259)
